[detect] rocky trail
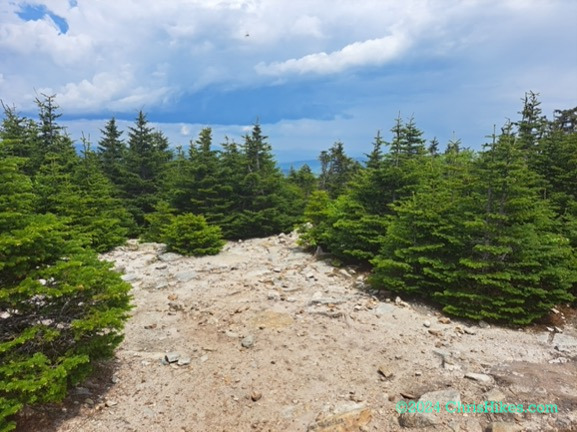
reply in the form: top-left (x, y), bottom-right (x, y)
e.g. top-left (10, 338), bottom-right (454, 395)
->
top-left (16, 233), bottom-right (577, 432)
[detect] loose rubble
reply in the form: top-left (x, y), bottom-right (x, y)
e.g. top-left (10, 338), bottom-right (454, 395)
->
top-left (24, 233), bottom-right (577, 432)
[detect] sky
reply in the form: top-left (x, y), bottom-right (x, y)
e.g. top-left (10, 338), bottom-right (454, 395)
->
top-left (1, 0), bottom-right (576, 162)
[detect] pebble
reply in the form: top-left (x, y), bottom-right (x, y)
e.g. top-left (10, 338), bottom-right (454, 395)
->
top-left (178, 357), bottom-right (192, 366)
top-left (464, 372), bottom-right (493, 383)
top-left (241, 335), bottom-right (255, 348)
top-left (251, 391), bottom-right (262, 402)
top-left (165, 353), bottom-right (180, 363)
top-left (423, 320), bottom-right (431, 328)
top-left (377, 365), bottom-right (394, 379)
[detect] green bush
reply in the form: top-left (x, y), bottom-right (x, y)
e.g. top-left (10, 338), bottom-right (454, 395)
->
top-left (0, 158), bottom-right (132, 431)
top-left (163, 213), bottom-right (224, 256)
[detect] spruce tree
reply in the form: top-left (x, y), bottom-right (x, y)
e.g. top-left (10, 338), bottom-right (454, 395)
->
top-left (433, 125), bottom-right (576, 324)
top-left (227, 122), bottom-right (300, 238)
top-left (0, 156), bottom-right (131, 431)
top-left (97, 117), bottom-right (127, 191)
top-left (124, 111), bottom-right (172, 226)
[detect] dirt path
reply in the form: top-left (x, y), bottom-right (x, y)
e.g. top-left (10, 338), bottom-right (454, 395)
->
top-left (16, 233), bottom-right (577, 431)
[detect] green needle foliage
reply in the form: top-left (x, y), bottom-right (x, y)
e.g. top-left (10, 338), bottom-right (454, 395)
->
top-left (0, 157), bottom-right (132, 431)
top-left (162, 213), bottom-right (225, 256)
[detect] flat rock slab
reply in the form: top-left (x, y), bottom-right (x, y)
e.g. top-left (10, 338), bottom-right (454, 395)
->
top-left (158, 252), bottom-right (182, 262)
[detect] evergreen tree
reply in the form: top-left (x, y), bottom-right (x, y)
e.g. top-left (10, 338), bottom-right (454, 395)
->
top-left (225, 122), bottom-right (300, 239)
top-left (317, 141), bottom-right (360, 198)
top-left (124, 111), bottom-right (172, 226)
top-left (0, 104), bottom-right (38, 169)
top-left (97, 117), bottom-right (127, 191)
top-left (0, 157), bottom-right (131, 431)
top-left (433, 125), bottom-right (576, 324)
top-left (32, 94), bottom-right (76, 170)
top-left (371, 148), bottom-right (475, 296)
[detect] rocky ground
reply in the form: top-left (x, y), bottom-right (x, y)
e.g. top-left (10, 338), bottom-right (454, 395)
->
top-left (16, 233), bottom-right (577, 432)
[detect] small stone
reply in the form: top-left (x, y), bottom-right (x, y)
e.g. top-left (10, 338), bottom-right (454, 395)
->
top-left (199, 355), bottom-right (208, 363)
top-left (438, 317), bottom-right (451, 324)
top-left (251, 391), bottom-right (262, 402)
top-left (484, 388), bottom-right (506, 402)
top-left (377, 365), bottom-right (393, 379)
top-left (423, 320), bottom-right (431, 328)
top-left (415, 371), bottom-right (422, 376)
top-left (121, 274), bottom-right (139, 282)
top-left (465, 372), bottom-right (493, 383)
top-left (105, 400), bottom-right (118, 407)
top-left (155, 263), bottom-right (168, 270)
top-left (85, 398), bottom-right (95, 405)
top-left (267, 291), bottom-right (281, 301)
top-left (175, 270), bottom-right (197, 282)
top-left (464, 327), bottom-right (477, 335)
top-left (111, 375), bottom-right (119, 384)
top-left (273, 267), bottom-right (282, 273)
top-left (339, 269), bottom-right (352, 278)
top-left (479, 320), bottom-right (490, 329)
top-left (178, 357), bottom-right (192, 366)
top-left (241, 335), bottom-right (255, 348)
top-left (158, 252), bottom-right (181, 262)
top-left (165, 352), bottom-right (180, 363)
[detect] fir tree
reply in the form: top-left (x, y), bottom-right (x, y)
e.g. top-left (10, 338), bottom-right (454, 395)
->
top-left (0, 156), bottom-right (131, 431)
top-left (97, 117), bottom-right (127, 191)
top-left (433, 125), bottom-right (576, 324)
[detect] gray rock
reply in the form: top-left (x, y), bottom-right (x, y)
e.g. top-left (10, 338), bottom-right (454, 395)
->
top-left (155, 281), bottom-right (169, 290)
top-left (479, 320), bottom-right (490, 328)
top-left (74, 387), bottom-right (92, 395)
top-left (554, 333), bottom-right (577, 354)
top-left (158, 252), bottom-right (181, 262)
top-left (155, 263), bottom-right (168, 270)
top-left (241, 335), bottom-right (255, 348)
top-left (374, 303), bottom-right (395, 317)
top-left (465, 372), bottom-right (493, 384)
top-left (484, 388), bottom-right (506, 402)
top-left (267, 291), bottom-right (281, 301)
top-left (463, 327), bottom-right (477, 335)
top-left (164, 352), bottom-right (180, 363)
top-left (175, 270), bottom-right (197, 282)
top-left (339, 269), bottom-right (352, 278)
top-left (423, 320), bottom-right (431, 328)
top-left (121, 274), bottom-right (140, 282)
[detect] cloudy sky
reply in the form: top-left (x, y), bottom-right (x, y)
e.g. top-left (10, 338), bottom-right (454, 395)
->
top-left (1, 0), bottom-right (576, 161)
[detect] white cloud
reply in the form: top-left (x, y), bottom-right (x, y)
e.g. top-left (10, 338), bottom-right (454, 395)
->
top-left (180, 125), bottom-right (191, 136)
top-left (0, 0), bottom-right (575, 129)
top-left (255, 32), bottom-right (409, 76)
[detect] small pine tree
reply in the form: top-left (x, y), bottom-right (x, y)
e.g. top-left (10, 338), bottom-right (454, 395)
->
top-left (162, 213), bottom-right (224, 256)
top-left (0, 157), bottom-right (131, 431)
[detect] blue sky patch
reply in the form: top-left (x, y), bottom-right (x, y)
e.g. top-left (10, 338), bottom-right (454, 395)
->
top-left (17, 3), bottom-right (69, 34)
